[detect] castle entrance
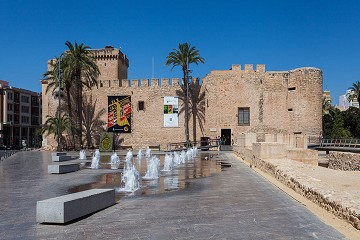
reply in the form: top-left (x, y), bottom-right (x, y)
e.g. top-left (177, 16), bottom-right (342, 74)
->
top-left (220, 129), bottom-right (231, 145)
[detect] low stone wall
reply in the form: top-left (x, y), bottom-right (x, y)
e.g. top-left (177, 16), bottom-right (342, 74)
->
top-left (232, 150), bottom-right (360, 230)
top-left (328, 152), bottom-right (360, 171)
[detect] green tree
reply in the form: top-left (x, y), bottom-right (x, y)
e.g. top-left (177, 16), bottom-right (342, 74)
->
top-left (342, 107), bottom-right (360, 138)
top-left (322, 113), bottom-right (333, 138)
top-left (330, 109), bottom-right (351, 138)
top-left (41, 115), bottom-right (76, 151)
top-left (347, 81), bottom-right (360, 104)
top-left (176, 80), bottom-right (206, 142)
top-left (165, 43), bottom-right (205, 144)
top-left (60, 41), bottom-right (100, 148)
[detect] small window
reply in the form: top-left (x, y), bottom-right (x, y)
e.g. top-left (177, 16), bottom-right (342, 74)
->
top-left (288, 108), bottom-right (293, 112)
top-left (138, 101), bottom-right (145, 111)
top-left (288, 87), bottom-right (296, 91)
top-left (238, 107), bottom-right (250, 125)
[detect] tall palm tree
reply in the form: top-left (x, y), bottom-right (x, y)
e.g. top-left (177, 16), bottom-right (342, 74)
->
top-left (347, 81), bottom-right (360, 105)
top-left (322, 96), bottom-right (332, 115)
top-left (165, 43), bottom-right (204, 144)
top-left (61, 41), bottom-right (100, 148)
top-left (176, 80), bottom-right (206, 142)
top-left (41, 115), bottom-right (75, 151)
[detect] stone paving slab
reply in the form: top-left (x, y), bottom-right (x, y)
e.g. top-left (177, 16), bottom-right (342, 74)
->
top-left (0, 151), bottom-right (348, 239)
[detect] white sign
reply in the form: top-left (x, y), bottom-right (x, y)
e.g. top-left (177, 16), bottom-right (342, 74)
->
top-left (164, 96), bottom-right (178, 127)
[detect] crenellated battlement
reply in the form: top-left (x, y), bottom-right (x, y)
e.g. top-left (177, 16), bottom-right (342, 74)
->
top-left (90, 46), bottom-right (129, 67)
top-left (210, 64), bottom-right (266, 75)
top-left (97, 78), bottom-right (196, 88)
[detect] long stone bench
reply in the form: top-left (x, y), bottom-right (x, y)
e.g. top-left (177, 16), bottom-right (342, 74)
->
top-left (36, 189), bottom-right (116, 223)
top-left (52, 155), bottom-right (72, 162)
top-left (51, 152), bottom-right (67, 157)
top-left (48, 163), bottom-right (80, 174)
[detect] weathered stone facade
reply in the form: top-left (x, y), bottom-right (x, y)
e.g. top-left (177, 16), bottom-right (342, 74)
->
top-left (203, 64), bottom-right (322, 141)
top-left (42, 47), bottom-right (322, 150)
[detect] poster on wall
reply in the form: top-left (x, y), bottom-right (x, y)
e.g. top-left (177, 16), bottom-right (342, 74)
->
top-left (108, 96), bottom-right (131, 133)
top-left (99, 132), bottom-right (113, 152)
top-left (164, 96), bottom-right (178, 127)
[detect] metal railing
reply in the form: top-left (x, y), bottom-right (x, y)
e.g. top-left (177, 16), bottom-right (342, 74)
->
top-left (167, 139), bottom-right (219, 151)
top-left (320, 138), bottom-right (360, 148)
top-left (0, 150), bottom-right (19, 161)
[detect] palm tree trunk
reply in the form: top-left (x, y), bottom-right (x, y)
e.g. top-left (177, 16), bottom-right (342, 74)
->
top-left (192, 107), bottom-right (197, 143)
top-left (65, 86), bottom-right (75, 148)
top-left (183, 71), bottom-right (190, 145)
top-left (77, 83), bottom-right (83, 148)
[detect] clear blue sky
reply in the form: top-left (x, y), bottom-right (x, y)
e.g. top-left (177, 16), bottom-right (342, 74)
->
top-left (1, 0), bottom-right (359, 105)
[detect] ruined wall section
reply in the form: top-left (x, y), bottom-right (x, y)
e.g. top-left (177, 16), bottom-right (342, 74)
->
top-left (287, 68), bottom-right (322, 136)
top-left (203, 64), bottom-right (322, 139)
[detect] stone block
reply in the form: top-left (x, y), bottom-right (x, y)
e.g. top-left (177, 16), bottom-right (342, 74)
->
top-left (36, 189), bottom-right (116, 224)
top-left (287, 149), bottom-right (318, 166)
top-left (51, 152), bottom-right (67, 157)
top-left (52, 155), bottom-right (72, 162)
top-left (253, 142), bottom-right (287, 160)
top-left (48, 163), bottom-right (80, 174)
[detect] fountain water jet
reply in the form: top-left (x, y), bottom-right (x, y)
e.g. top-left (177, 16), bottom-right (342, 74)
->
top-left (145, 146), bottom-right (151, 159)
top-left (110, 152), bottom-right (120, 169)
top-left (79, 149), bottom-right (86, 160)
top-left (90, 149), bottom-right (101, 169)
top-left (137, 148), bottom-right (143, 163)
top-left (143, 155), bottom-right (160, 179)
top-left (162, 153), bottom-right (173, 171)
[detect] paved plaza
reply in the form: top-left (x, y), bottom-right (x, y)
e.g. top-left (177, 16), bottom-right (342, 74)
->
top-left (0, 151), bottom-right (349, 239)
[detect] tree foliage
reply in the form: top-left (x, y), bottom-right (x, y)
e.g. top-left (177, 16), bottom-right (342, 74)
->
top-left (347, 81), bottom-right (360, 104)
top-left (42, 41), bottom-right (100, 148)
top-left (41, 115), bottom-right (76, 150)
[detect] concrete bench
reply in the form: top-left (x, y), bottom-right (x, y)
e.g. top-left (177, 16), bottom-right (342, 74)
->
top-left (52, 155), bottom-right (72, 162)
top-left (51, 152), bottom-right (67, 157)
top-left (36, 189), bottom-right (116, 223)
top-left (48, 163), bottom-right (80, 174)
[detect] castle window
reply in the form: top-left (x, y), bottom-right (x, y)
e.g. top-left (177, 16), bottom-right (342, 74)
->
top-left (288, 87), bottom-right (296, 91)
top-left (238, 107), bottom-right (250, 125)
top-left (288, 108), bottom-right (293, 112)
top-left (138, 101), bottom-right (145, 111)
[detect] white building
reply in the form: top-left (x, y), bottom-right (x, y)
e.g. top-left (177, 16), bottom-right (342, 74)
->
top-left (338, 89), bottom-right (359, 110)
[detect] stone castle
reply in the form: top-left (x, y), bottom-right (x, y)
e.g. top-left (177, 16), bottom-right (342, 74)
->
top-left (41, 46), bottom-right (322, 150)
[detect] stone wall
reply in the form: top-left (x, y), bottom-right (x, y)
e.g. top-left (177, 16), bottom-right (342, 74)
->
top-left (328, 152), bottom-right (360, 171)
top-left (203, 65), bottom-right (322, 139)
top-left (42, 54), bottom-right (322, 150)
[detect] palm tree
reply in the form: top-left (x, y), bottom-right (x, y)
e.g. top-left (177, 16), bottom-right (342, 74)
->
top-left (176, 80), bottom-right (206, 142)
top-left (82, 94), bottom-right (106, 149)
top-left (165, 43), bottom-right (204, 144)
top-left (61, 41), bottom-right (100, 148)
top-left (41, 115), bottom-right (76, 151)
top-left (322, 96), bottom-right (332, 115)
top-left (347, 81), bottom-right (360, 105)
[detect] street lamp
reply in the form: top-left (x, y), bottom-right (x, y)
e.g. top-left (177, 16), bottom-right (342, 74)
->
top-left (57, 53), bottom-right (64, 152)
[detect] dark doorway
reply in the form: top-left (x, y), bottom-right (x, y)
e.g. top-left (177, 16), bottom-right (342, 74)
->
top-left (221, 129), bottom-right (231, 145)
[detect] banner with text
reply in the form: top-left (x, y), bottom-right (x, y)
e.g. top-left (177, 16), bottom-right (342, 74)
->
top-left (164, 96), bottom-right (178, 127)
top-left (108, 96), bottom-right (131, 133)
